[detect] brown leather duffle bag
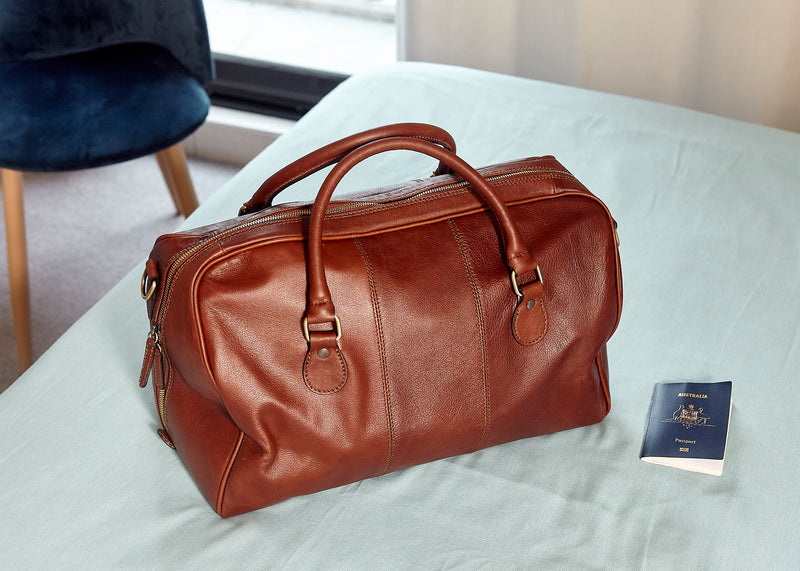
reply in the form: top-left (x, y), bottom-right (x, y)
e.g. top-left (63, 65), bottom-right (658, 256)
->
top-left (138, 123), bottom-right (622, 517)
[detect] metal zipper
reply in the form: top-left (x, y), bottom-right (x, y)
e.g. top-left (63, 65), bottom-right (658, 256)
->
top-left (151, 204), bottom-right (361, 332)
top-left (158, 388), bottom-right (167, 422)
top-left (405, 167), bottom-right (570, 200)
top-left (151, 166), bottom-right (574, 334)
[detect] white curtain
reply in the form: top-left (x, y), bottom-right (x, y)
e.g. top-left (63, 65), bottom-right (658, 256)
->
top-left (398, 0), bottom-right (800, 132)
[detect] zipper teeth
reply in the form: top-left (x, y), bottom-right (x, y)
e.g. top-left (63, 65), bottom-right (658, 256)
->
top-left (414, 168), bottom-right (568, 197)
top-left (153, 167), bottom-right (573, 327)
top-left (158, 389), bottom-right (166, 420)
top-left (153, 202), bottom-right (361, 326)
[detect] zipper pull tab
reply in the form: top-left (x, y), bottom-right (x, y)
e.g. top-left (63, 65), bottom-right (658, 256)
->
top-left (139, 328), bottom-right (160, 388)
top-left (157, 429), bottom-right (176, 449)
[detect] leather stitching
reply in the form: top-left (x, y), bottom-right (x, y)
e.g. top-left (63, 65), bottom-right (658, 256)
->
top-left (302, 347), bottom-right (347, 394)
top-left (355, 238), bottom-right (395, 474)
top-left (317, 174), bottom-right (576, 222)
top-left (160, 345), bottom-right (174, 429)
top-left (167, 176), bottom-right (574, 402)
top-left (169, 174), bottom-right (576, 328)
top-left (512, 297), bottom-right (548, 345)
top-left (448, 220), bottom-right (492, 451)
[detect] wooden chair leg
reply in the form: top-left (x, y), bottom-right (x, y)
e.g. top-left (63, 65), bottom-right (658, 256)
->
top-left (155, 143), bottom-right (199, 217)
top-left (1, 168), bottom-right (33, 372)
top-left (155, 151), bottom-right (181, 215)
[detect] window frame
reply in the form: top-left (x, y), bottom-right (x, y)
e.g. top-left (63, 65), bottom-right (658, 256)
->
top-left (207, 53), bottom-right (348, 120)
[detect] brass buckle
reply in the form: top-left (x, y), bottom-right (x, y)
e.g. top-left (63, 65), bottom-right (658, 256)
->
top-left (140, 269), bottom-right (156, 301)
top-left (510, 266), bottom-right (543, 300)
top-left (303, 314), bottom-right (342, 342)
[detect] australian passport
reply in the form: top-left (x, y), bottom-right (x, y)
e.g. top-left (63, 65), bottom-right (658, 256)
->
top-left (640, 381), bottom-right (732, 476)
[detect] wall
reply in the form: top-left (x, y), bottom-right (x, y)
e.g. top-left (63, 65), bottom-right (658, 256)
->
top-left (399, 0), bottom-right (800, 132)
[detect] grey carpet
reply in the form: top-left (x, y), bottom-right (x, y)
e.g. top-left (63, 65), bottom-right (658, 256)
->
top-left (1, 156), bottom-right (239, 392)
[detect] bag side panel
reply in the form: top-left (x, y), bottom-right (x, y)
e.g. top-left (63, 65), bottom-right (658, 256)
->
top-left (163, 361), bottom-right (244, 515)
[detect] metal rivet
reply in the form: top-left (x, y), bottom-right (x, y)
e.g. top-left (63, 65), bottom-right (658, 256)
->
top-left (317, 348), bottom-right (330, 359)
top-left (526, 300), bottom-right (536, 310)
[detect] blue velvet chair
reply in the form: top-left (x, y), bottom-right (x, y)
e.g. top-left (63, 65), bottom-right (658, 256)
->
top-left (0, 0), bottom-right (214, 372)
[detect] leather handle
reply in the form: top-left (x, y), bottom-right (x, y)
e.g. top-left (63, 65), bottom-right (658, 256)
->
top-left (305, 137), bottom-right (541, 329)
top-left (240, 123), bottom-right (457, 215)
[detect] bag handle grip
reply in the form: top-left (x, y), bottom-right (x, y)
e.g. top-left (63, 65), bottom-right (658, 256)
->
top-left (240, 123), bottom-right (456, 215)
top-left (305, 136), bottom-right (542, 330)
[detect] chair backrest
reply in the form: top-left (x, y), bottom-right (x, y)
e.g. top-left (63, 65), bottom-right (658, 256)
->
top-left (0, 0), bottom-right (213, 84)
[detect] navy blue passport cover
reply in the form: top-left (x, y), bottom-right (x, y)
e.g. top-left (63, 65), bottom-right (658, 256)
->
top-left (641, 381), bottom-right (732, 473)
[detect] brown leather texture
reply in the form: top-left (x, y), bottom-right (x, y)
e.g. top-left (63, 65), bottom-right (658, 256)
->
top-left (139, 124), bottom-right (623, 517)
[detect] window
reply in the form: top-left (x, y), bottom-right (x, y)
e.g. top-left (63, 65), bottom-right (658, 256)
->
top-left (204, 0), bottom-right (397, 118)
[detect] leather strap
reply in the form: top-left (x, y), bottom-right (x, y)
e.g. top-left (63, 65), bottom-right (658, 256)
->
top-left (304, 137), bottom-right (542, 331)
top-left (240, 123), bottom-right (456, 215)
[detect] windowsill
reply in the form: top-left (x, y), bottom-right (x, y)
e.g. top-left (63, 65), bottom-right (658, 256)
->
top-left (184, 106), bottom-right (296, 166)
top-left (257, 0), bottom-right (395, 22)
